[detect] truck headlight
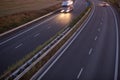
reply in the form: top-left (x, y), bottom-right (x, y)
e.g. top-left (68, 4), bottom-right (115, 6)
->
top-left (66, 10), bottom-right (70, 12)
top-left (61, 10), bottom-right (64, 12)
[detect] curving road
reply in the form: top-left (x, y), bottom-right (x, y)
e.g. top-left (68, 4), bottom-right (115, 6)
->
top-left (0, 0), bottom-right (87, 75)
top-left (34, 0), bottom-right (119, 80)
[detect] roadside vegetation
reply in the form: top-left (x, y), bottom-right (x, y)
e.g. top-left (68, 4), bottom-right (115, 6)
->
top-left (0, 0), bottom-right (62, 17)
top-left (107, 0), bottom-right (120, 7)
top-left (0, 1), bottom-right (92, 79)
top-left (0, 0), bottom-right (62, 78)
top-left (106, 0), bottom-right (120, 10)
top-left (0, 0), bottom-right (61, 34)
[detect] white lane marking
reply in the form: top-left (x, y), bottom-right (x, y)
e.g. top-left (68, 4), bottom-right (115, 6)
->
top-left (110, 6), bottom-right (119, 80)
top-left (94, 36), bottom-right (98, 40)
top-left (89, 48), bottom-right (93, 55)
top-left (34, 33), bottom-right (40, 37)
top-left (37, 31), bottom-right (79, 80)
top-left (37, 4), bottom-right (96, 80)
top-left (77, 68), bottom-right (84, 79)
top-left (0, 14), bottom-right (58, 46)
top-left (15, 43), bottom-right (23, 49)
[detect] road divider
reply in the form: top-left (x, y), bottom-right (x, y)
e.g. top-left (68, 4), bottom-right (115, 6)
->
top-left (0, 9), bottom-right (61, 80)
top-left (1, 1), bottom-right (92, 80)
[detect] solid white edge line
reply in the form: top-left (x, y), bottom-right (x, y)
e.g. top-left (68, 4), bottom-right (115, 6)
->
top-left (37, 3), bottom-right (96, 80)
top-left (77, 68), bottom-right (84, 79)
top-left (0, 8), bottom-right (61, 37)
top-left (0, 14), bottom-right (58, 46)
top-left (37, 39), bottom-right (74, 80)
top-left (109, 6), bottom-right (119, 80)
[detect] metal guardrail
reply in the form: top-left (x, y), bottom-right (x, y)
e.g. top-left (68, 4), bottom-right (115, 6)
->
top-left (0, 9), bottom-right (61, 80)
top-left (6, 27), bottom-right (70, 80)
top-left (5, 2), bottom-right (92, 79)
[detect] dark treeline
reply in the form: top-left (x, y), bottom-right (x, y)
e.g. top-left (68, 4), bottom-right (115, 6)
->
top-left (107, 0), bottom-right (120, 7)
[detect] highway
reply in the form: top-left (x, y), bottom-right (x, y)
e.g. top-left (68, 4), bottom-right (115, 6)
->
top-left (0, 0), bottom-right (87, 75)
top-left (33, 0), bottom-right (119, 80)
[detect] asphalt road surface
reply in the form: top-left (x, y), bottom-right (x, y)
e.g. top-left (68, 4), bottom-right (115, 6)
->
top-left (0, 0), bottom-right (87, 75)
top-left (35, 0), bottom-right (119, 80)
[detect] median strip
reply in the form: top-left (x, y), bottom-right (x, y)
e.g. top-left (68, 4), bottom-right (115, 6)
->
top-left (19, 7), bottom-right (92, 80)
top-left (1, 1), bottom-right (92, 80)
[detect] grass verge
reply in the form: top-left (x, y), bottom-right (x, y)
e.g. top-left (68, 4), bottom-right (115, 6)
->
top-left (0, 3), bottom-right (61, 34)
top-left (0, 26), bottom-right (67, 79)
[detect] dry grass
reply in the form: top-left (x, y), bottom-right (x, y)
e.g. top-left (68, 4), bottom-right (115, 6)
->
top-left (0, 0), bottom-right (62, 16)
top-left (0, 1), bottom-right (61, 34)
top-left (106, 0), bottom-right (120, 7)
top-left (106, 0), bottom-right (120, 12)
top-left (0, 1), bottom-right (91, 79)
top-left (19, 6), bottom-right (91, 80)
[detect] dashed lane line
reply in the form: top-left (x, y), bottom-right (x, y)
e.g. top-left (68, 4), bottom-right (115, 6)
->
top-left (89, 48), bottom-right (93, 55)
top-left (77, 68), bottom-right (84, 79)
top-left (15, 43), bottom-right (23, 49)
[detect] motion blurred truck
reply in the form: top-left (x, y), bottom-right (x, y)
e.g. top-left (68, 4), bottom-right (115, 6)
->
top-left (61, 0), bottom-right (74, 13)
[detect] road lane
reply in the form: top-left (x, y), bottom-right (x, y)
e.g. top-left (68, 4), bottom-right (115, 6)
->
top-left (0, 0), bottom-right (87, 75)
top-left (79, 6), bottom-right (118, 80)
top-left (36, 1), bottom-right (119, 80)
